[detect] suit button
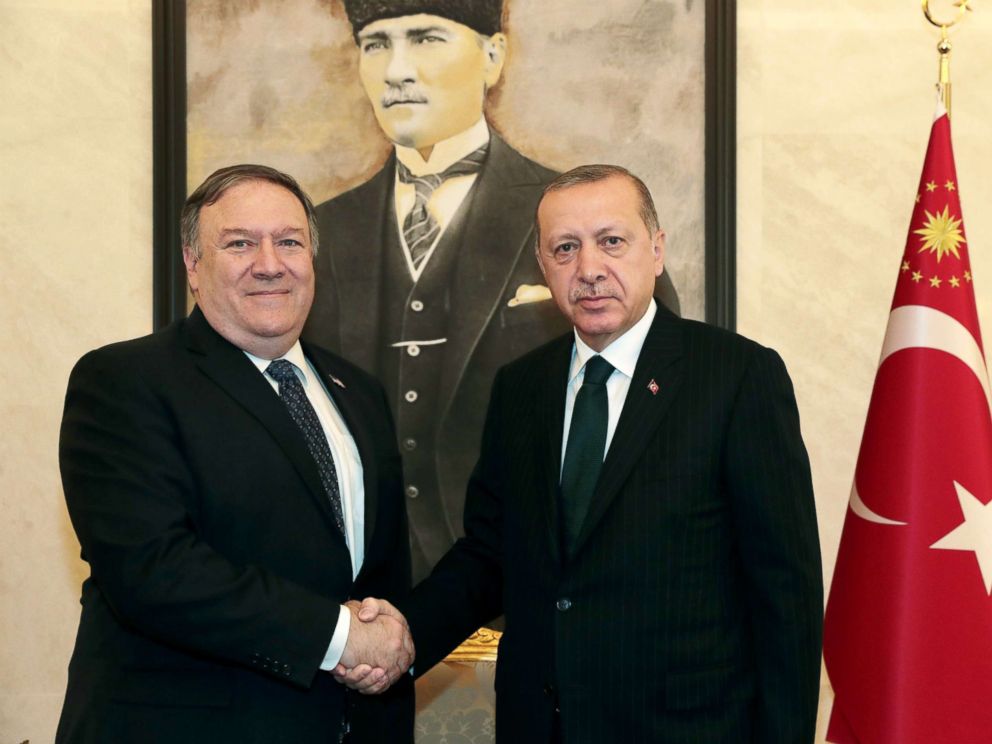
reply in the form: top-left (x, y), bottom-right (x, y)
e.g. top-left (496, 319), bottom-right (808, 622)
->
top-left (556, 598), bottom-right (572, 612)
top-left (405, 390), bottom-right (418, 403)
top-left (543, 684), bottom-right (556, 697)
top-left (407, 344), bottom-right (421, 357)
top-left (403, 438), bottom-right (417, 451)
top-left (406, 485), bottom-right (419, 499)
top-left (411, 300), bottom-right (424, 312)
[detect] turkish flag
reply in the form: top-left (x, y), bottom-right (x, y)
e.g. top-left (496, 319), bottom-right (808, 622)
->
top-left (823, 101), bottom-right (992, 743)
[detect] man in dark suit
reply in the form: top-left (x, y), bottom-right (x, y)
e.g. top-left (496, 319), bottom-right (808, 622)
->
top-left (344, 165), bottom-right (823, 742)
top-left (56, 165), bottom-right (415, 743)
top-left (303, 0), bottom-right (679, 581)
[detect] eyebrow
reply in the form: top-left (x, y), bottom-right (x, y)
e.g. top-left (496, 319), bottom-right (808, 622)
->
top-left (358, 26), bottom-right (450, 43)
top-left (217, 227), bottom-right (305, 241)
top-left (593, 225), bottom-right (626, 238)
top-left (546, 224), bottom-right (628, 243)
top-left (545, 232), bottom-right (579, 246)
top-left (358, 30), bottom-right (389, 44)
top-left (272, 226), bottom-right (306, 240)
top-left (406, 26), bottom-right (450, 40)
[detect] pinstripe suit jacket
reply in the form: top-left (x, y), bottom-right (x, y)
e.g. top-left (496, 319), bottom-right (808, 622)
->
top-left (402, 303), bottom-right (823, 743)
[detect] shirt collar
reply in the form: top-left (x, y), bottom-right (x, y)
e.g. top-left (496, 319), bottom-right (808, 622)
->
top-left (568, 299), bottom-right (657, 384)
top-left (394, 117), bottom-right (490, 176)
top-left (245, 341), bottom-right (309, 383)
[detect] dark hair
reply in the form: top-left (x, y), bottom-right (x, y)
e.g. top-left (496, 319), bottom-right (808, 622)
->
top-left (535, 164), bottom-right (660, 246)
top-left (181, 164), bottom-right (319, 259)
top-left (343, 0), bottom-right (503, 38)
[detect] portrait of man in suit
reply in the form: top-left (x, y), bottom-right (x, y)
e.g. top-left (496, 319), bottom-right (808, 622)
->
top-left (56, 165), bottom-right (415, 743)
top-left (302, 0), bottom-right (679, 582)
top-left (341, 165), bottom-right (823, 743)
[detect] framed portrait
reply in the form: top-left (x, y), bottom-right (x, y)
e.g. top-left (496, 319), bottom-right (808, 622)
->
top-left (152, 0), bottom-right (736, 660)
top-left (153, 0), bottom-right (734, 327)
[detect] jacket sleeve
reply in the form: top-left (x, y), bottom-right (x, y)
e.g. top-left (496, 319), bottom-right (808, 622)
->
top-left (59, 349), bottom-right (341, 688)
top-left (724, 345), bottom-right (823, 742)
top-left (399, 368), bottom-right (507, 673)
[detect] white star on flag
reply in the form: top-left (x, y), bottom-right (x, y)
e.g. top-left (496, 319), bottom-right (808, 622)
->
top-left (931, 481), bottom-right (992, 595)
top-left (823, 93), bottom-right (992, 744)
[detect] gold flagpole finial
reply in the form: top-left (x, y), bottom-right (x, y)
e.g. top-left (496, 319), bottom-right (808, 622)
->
top-left (922, 0), bottom-right (973, 117)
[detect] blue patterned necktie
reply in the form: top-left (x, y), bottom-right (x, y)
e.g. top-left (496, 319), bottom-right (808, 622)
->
top-left (266, 359), bottom-right (345, 537)
top-left (396, 144), bottom-right (488, 269)
top-left (559, 355), bottom-right (615, 557)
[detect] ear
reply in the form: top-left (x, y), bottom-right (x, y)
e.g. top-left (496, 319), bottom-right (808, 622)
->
top-left (182, 245), bottom-right (200, 294)
top-left (652, 229), bottom-right (666, 277)
top-left (482, 33), bottom-right (507, 88)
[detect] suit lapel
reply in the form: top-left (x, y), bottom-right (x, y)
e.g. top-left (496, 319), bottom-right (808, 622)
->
top-left (183, 309), bottom-right (345, 538)
top-left (438, 135), bottom-right (545, 422)
top-left (327, 161), bottom-right (393, 371)
top-left (303, 344), bottom-right (379, 554)
top-left (540, 336), bottom-right (574, 565)
top-left (572, 306), bottom-right (685, 554)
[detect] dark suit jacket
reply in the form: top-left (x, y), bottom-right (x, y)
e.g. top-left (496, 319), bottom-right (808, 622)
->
top-left (56, 307), bottom-right (413, 744)
top-left (303, 133), bottom-right (679, 578)
top-left (402, 304), bottom-right (823, 744)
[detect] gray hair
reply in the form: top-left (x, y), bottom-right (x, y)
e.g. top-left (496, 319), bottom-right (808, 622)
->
top-left (535, 164), bottom-right (660, 247)
top-left (181, 164), bottom-right (320, 260)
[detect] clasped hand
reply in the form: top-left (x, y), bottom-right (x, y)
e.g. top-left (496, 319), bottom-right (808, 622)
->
top-left (334, 597), bottom-right (414, 694)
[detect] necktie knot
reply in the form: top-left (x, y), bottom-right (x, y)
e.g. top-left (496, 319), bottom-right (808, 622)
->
top-left (266, 359), bottom-right (298, 386)
top-left (582, 355), bottom-right (614, 386)
top-left (396, 144), bottom-right (488, 188)
top-left (396, 144), bottom-right (488, 270)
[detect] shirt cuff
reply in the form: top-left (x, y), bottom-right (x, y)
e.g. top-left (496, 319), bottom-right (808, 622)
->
top-left (319, 604), bottom-right (351, 671)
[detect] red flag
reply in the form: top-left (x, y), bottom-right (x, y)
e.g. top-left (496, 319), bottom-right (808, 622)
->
top-left (823, 100), bottom-right (992, 743)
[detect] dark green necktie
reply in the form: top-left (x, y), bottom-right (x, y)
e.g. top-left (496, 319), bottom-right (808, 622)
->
top-left (560, 355), bottom-right (614, 557)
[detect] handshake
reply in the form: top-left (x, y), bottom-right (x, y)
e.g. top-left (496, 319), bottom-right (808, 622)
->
top-left (335, 597), bottom-right (414, 694)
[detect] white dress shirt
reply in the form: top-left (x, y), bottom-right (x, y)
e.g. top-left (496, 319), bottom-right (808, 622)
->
top-left (393, 117), bottom-right (490, 281)
top-left (560, 300), bottom-right (657, 473)
top-left (245, 342), bottom-right (364, 670)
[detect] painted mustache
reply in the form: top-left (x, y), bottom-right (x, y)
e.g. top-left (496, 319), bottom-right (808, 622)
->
top-left (382, 86), bottom-right (429, 108)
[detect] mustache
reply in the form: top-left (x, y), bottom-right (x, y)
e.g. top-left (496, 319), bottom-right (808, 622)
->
top-left (382, 85), bottom-right (429, 108)
top-left (570, 285), bottom-right (618, 302)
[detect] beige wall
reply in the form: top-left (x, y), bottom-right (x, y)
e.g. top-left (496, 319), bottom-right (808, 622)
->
top-left (0, 1), bottom-right (152, 739)
top-left (738, 1), bottom-right (992, 739)
top-left (2, 1), bottom-right (990, 741)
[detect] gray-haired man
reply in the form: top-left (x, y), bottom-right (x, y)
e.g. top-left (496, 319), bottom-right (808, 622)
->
top-left (57, 164), bottom-right (415, 743)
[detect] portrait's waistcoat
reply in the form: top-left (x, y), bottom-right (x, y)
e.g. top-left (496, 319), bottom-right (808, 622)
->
top-left (378, 190), bottom-right (474, 566)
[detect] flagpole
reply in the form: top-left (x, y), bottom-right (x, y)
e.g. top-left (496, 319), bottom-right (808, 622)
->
top-left (937, 35), bottom-right (951, 117)
top-left (921, 0), bottom-right (973, 118)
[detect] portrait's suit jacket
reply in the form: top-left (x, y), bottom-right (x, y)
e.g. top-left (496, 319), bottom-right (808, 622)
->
top-left (402, 304), bottom-right (823, 744)
top-left (303, 133), bottom-right (679, 578)
top-left (56, 307), bottom-right (413, 744)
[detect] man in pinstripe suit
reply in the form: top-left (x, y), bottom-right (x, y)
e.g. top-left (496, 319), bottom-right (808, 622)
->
top-left (342, 164), bottom-right (823, 743)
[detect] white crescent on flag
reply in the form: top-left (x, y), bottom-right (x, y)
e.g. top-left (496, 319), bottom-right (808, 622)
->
top-left (850, 304), bottom-right (992, 526)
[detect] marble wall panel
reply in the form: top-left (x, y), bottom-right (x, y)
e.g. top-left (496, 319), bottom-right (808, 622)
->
top-left (0, 1), bottom-right (152, 740)
top-left (739, 1), bottom-right (992, 739)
